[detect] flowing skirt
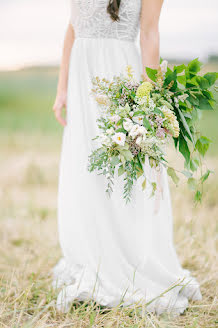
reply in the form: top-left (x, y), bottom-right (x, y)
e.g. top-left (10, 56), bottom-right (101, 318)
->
top-left (53, 38), bottom-right (202, 315)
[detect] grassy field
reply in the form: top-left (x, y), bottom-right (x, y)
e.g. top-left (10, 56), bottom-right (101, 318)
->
top-left (0, 65), bottom-right (217, 327)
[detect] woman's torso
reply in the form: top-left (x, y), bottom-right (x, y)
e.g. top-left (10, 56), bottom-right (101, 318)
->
top-left (70, 0), bottom-right (142, 42)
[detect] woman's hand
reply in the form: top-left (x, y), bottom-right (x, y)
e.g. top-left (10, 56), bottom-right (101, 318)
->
top-left (53, 92), bottom-right (67, 127)
top-left (53, 24), bottom-right (75, 127)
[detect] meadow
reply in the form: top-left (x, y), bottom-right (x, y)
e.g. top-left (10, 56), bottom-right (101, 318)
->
top-left (0, 65), bottom-right (217, 327)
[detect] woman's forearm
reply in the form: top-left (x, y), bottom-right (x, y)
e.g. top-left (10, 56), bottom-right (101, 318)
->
top-left (140, 29), bottom-right (160, 73)
top-left (140, 0), bottom-right (163, 76)
top-left (57, 24), bottom-right (75, 94)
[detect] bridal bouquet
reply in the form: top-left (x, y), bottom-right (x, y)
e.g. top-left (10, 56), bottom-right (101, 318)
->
top-left (88, 59), bottom-right (217, 202)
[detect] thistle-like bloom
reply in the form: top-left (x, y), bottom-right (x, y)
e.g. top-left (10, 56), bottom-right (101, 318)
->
top-left (112, 132), bottom-right (126, 146)
top-left (136, 82), bottom-right (153, 99)
top-left (161, 106), bottom-right (180, 138)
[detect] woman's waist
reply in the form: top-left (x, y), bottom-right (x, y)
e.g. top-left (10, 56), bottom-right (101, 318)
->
top-left (74, 36), bottom-right (137, 45)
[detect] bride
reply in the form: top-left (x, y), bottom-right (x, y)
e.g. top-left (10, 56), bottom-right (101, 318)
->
top-left (52, 0), bottom-right (202, 315)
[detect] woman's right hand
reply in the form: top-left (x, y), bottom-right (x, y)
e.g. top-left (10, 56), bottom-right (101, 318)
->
top-left (53, 92), bottom-right (67, 127)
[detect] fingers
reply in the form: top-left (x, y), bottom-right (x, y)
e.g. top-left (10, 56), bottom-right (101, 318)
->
top-left (54, 109), bottom-right (67, 127)
top-left (53, 101), bottom-right (67, 127)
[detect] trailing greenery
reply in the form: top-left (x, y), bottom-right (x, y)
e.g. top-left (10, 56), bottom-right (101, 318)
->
top-left (146, 59), bottom-right (218, 202)
top-left (88, 59), bottom-right (218, 203)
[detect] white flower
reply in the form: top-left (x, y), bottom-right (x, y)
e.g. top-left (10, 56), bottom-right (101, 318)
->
top-left (148, 98), bottom-right (155, 110)
top-left (132, 116), bottom-right (144, 125)
top-left (137, 97), bottom-right (148, 106)
top-left (106, 127), bottom-right (115, 135)
top-left (129, 125), bottom-right (141, 138)
top-left (112, 132), bottom-right (126, 146)
top-left (100, 135), bottom-right (111, 146)
top-left (110, 115), bottom-right (120, 124)
top-left (138, 126), bottom-right (147, 135)
top-left (178, 94), bottom-right (189, 102)
top-left (129, 111), bottom-right (134, 117)
top-left (136, 136), bottom-right (143, 146)
top-left (160, 60), bottom-right (168, 75)
top-left (123, 118), bottom-right (134, 132)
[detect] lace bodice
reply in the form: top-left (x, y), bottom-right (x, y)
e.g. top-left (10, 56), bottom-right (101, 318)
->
top-left (70, 0), bottom-right (142, 41)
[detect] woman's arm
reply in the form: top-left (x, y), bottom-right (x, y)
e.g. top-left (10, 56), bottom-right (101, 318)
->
top-left (140, 0), bottom-right (164, 76)
top-left (140, 0), bottom-right (164, 213)
top-left (53, 24), bottom-right (75, 126)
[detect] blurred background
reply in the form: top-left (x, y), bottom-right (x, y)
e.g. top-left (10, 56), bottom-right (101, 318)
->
top-left (0, 1), bottom-right (218, 326)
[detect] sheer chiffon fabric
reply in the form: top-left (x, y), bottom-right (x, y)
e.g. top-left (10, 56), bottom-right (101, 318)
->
top-left (53, 1), bottom-right (202, 315)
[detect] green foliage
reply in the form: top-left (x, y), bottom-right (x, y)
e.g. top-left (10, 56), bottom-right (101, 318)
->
top-left (188, 178), bottom-right (197, 191)
top-left (142, 178), bottom-right (147, 191)
top-left (203, 72), bottom-right (218, 87)
top-left (200, 169), bottom-right (213, 183)
top-left (188, 58), bottom-right (202, 76)
top-left (167, 167), bottom-right (179, 186)
top-left (179, 136), bottom-right (190, 164)
top-left (146, 67), bottom-right (157, 82)
top-left (143, 117), bottom-right (152, 130)
top-left (89, 58), bottom-right (217, 203)
top-left (195, 136), bottom-right (211, 157)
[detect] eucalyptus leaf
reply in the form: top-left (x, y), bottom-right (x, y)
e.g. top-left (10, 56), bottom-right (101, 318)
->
top-left (177, 107), bottom-right (195, 145)
top-left (188, 177), bottom-right (197, 191)
top-left (200, 170), bottom-right (213, 183)
top-left (143, 117), bottom-right (152, 130)
top-left (182, 170), bottom-right (193, 178)
top-left (194, 190), bottom-right (202, 203)
top-left (133, 110), bottom-right (146, 117)
top-left (151, 182), bottom-right (157, 197)
top-left (179, 136), bottom-right (190, 164)
top-left (142, 178), bottom-right (147, 191)
top-left (120, 149), bottom-right (134, 161)
top-left (167, 167), bottom-right (179, 185)
top-left (118, 166), bottom-right (125, 176)
top-left (190, 158), bottom-right (199, 172)
top-left (111, 156), bottom-right (120, 167)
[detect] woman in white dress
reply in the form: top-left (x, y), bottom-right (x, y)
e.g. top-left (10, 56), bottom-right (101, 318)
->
top-left (52, 0), bottom-right (202, 315)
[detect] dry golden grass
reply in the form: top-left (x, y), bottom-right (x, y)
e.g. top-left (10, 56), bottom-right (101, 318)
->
top-left (0, 134), bottom-right (217, 328)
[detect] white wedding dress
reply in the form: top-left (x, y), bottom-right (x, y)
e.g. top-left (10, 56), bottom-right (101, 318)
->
top-left (53, 0), bottom-right (202, 315)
